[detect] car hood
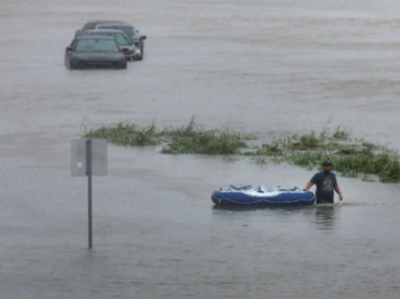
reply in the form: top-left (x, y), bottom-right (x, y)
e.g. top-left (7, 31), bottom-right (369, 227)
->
top-left (71, 52), bottom-right (125, 61)
top-left (120, 45), bottom-right (139, 52)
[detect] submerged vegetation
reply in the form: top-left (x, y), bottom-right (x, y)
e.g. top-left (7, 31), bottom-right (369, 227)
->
top-left (85, 123), bottom-right (160, 146)
top-left (85, 118), bottom-right (248, 155)
top-left (160, 119), bottom-right (247, 155)
top-left (85, 121), bottom-right (400, 183)
top-left (245, 126), bottom-right (400, 183)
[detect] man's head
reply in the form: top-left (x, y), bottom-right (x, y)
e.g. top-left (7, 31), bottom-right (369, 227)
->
top-left (322, 161), bottom-right (332, 174)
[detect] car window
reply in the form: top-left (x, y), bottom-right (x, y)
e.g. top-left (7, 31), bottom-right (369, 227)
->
top-left (98, 25), bottom-right (138, 40)
top-left (124, 27), bottom-right (138, 39)
top-left (87, 32), bottom-right (107, 37)
top-left (75, 39), bottom-right (119, 52)
top-left (115, 34), bottom-right (131, 45)
top-left (85, 32), bottom-right (132, 46)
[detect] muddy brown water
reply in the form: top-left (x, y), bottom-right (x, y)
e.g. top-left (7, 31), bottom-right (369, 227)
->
top-left (1, 0), bottom-right (400, 297)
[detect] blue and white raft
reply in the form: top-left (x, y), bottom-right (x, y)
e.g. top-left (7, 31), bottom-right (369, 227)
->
top-left (211, 185), bottom-right (315, 207)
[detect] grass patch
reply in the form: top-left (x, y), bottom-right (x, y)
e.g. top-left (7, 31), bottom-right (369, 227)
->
top-left (161, 119), bottom-right (248, 155)
top-left (249, 128), bottom-right (400, 183)
top-left (85, 121), bottom-right (400, 183)
top-left (287, 130), bottom-right (326, 150)
top-left (161, 131), bottom-right (247, 155)
top-left (332, 126), bottom-right (350, 140)
top-left (85, 118), bottom-right (248, 155)
top-left (85, 122), bottom-right (160, 146)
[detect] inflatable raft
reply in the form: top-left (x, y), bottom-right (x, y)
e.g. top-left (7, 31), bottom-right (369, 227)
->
top-left (212, 185), bottom-right (315, 207)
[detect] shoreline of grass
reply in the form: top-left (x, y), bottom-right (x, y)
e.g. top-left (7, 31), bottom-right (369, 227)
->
top-left (85, 118), bottom-right (249, 155)
top-left (244, 127), bottom-right (400, 183)
top-left (84, 121), bottom-right (400, 183)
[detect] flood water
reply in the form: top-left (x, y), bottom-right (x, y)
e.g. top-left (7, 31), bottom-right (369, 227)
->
top-left (1, 0), bottom-right (400, 297)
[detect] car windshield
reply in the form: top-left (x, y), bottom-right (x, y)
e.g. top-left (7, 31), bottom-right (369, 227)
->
top-left (87, 32), bottom-right (132, 45)
top-left (75, 39), bottom-right (119, 52)
top-left (115, 33), bottom-right (132, 45)
top-left (98, 25), bottom-right (138, 40)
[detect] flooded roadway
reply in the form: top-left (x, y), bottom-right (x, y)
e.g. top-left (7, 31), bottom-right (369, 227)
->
top-left (1, 0), bottom-right (400, 297)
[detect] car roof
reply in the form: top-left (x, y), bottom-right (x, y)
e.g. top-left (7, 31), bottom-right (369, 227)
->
top-left (86, 20), bottom-right (125, 25)
top-left (76, 36), bottom-right (115, 40)
top-left (97, 23), bottom-right (134, 28)
top-left (84, 29), bottom-right (126, 34)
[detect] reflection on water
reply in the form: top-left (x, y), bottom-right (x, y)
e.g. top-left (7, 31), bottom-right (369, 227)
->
top-left (212, 204), bottom-right (339, 231)
top-left (314, 205), bottom-right (336, 231)
top-left (212, 204), bottom-right (313, 212)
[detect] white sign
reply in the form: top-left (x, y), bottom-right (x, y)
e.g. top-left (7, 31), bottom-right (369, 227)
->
top-left (70, 139), bottom-right (108, 177)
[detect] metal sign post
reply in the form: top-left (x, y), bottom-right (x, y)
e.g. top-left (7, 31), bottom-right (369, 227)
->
top-left (86, 140), bottom-right (93, 249)
top-left (71, 138), bottom-right (107, 249)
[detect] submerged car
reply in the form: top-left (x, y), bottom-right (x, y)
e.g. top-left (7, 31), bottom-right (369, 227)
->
top-left (95, 23), bottom-right (146, 60)
top-left (81, 29), bottom-right (141, 61)
top-left (74, 20), bottom-right (122, 38)
top-left (75, 20), bottom-right (147, 60)
top-left (65, 36), bottom-right (127, 69)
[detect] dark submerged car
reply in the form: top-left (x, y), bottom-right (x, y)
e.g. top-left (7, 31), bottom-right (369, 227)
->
top-left (96, 23), bottom-right (146, 60)
top-left (74, 20), bottom-right (123, 38)
top-left (65, 36), bottom-right (127, 70)
top-left (75, 20), bottom-right (147, 60)
top-left (81, 29), bottom-right (142, 61)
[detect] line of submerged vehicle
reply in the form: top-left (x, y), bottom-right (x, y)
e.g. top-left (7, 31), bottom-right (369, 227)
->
top-left (65, 20), bottom-right (147, 70)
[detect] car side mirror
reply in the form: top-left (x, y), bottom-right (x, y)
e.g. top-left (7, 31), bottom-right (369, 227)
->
top-left (140, 35), bottom-right (147, 41)
top-left (66, 46), bottom-right (73, 51)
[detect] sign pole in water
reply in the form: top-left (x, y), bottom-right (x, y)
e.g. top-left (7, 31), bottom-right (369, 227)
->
top-left (86, 140), bottom-right (93, 249)
top-left (71, 138), bottom-right (108, 249)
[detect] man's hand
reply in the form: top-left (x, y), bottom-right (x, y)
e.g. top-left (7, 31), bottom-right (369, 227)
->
top-left (334, 183), bottom-right (343, 201)
top-left (303, 181), bottom-right (314, 192)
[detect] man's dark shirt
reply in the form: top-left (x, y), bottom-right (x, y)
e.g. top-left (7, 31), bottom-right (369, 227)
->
top-left (311, 172), bottom-right (337, 204)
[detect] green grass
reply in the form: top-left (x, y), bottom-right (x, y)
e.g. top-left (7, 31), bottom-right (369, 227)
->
top-left (85, 122), bottom-right (161, 146)
top-left (161, 132), bottom-right (247, 155)
top-left (161, 119), bottom-right (248, 155)
top-left (85, 118), bottom-right (248, 155)
top-left (248, 128), bottom-right (400, 183)
top-left (332, 126), bottom-right (350, 140)
top-left (85, 121), bottom-right (400, 183)
top-left (287, 130), bottom-right (326, 150)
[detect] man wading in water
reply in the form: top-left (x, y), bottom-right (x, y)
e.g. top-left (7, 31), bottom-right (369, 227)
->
top-left (303, 161), bottom-right (343, 204)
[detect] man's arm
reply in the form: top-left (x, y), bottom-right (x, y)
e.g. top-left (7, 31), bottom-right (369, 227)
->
top-left (334, 183), bottom-right (343, 201)
top-left (303, 181), bottom-right (314, 191)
